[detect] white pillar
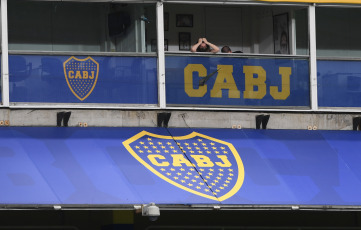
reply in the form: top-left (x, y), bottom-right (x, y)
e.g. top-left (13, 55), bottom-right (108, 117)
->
top-left (1, 0), bottom-right (9, 107)
top-left (309, 4), bottom-right (318, 111)
top-left (156, 1), bottom-right (166, 109)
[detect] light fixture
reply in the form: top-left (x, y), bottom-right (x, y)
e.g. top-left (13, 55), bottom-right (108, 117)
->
top-left (142, 203), bottom-right (160, 221)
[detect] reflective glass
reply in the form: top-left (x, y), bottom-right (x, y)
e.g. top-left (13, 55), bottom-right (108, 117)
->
top-left (8, 1), bottom-right (156, 53)
top-left (318, 60), bottom-right (361, 107)
top-left (9, 55), bottom-right (157, 104)
top-left (165, 55), bottom-right (310, 108)
top-left (317, 7), bottom-right (361, 57)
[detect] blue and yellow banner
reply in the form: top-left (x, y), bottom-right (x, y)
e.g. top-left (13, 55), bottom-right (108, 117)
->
top-left (9, 55), bottom-right (158, 104)
top-left (166, 56), bottom-right (310, 107)
top-left (1, 126), bottom-right (361, 206)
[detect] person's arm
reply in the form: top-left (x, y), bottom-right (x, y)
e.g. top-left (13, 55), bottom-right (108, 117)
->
top-left (190, 38), bottom-right (203, 52)
top-left (203, 38), bottom-right (220, 53)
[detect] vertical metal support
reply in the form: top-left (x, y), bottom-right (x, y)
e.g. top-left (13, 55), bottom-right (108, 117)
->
top-left (1, 0), bottom-right (9, 107)
top-left (156, 1), bottom-right (166, 109)
top-left (140, 19), bottom-right (146, 53)
top-left (290, 10), bottom-right (296, 55)
top-left (309, 4), bottom-right (318, 111)
top-left (139, 6), bottom-right (146, 53)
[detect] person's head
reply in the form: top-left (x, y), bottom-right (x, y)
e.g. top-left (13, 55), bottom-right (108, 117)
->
top-left (197, 41), bottom-right (210, 52)
top-left (221, 46), bottom-right (232, 53)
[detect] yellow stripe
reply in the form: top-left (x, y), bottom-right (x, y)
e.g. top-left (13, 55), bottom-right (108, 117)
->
top-left (113, 210), bottom-right (134, 224)
top-left (257, 0), bottom-right (361, 4)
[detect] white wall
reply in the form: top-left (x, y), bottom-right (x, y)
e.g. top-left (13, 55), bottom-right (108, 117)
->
top-left (163, 4), bottom-right (205, 52)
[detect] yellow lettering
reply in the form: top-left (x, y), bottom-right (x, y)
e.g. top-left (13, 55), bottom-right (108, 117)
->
top-left (89, 71), bottom-right (95, 79)
top-left (148, 155), bottom-right (169, 167)
top-left (82, 71), bottom-right (89, 79)
top-left (243, 66), bottom-right (266, 99)
top-left (270, 67), bottom-right (291, 100)
top-left (172, 154), bottom-right (193, 167)
top-left (75, 71), bottom-right (82, 79)
top-left (184, 64), bottom-right (207, 97)
top-left (68, 71), bottom-right (74, 79)
top-left (215, 155), bottom-right (232, 167)
top-left (210, 65), bottom-right (240, 98)
top-left (191, 155), bottom-right (214, 167)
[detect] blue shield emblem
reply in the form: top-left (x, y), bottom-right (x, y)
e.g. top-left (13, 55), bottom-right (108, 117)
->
top-left (63, 56), bottom-right (99, 101)
top-left (123, 131), bottom-right (245, 201)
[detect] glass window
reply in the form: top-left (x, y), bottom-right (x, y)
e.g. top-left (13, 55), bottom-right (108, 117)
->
top-left (8, 0), bottom-right (156, 53)
top-left (295, 8), bottom-right (309, 55)
top-left (163, 4), bottom-right (308, 55)
top-left (316, 7), bottom-right (361, 58)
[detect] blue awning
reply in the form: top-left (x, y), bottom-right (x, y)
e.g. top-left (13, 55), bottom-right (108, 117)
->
top-left (1, 127), bottom-right (361, 207)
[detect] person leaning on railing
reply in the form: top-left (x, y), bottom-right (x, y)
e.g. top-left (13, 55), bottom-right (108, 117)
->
top-left (191, 38), bottom-right (219, 53)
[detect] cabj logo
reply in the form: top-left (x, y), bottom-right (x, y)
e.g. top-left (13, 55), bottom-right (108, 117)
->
top-left (63, 56), bottom-right (99, 101)
top-left (123, 131), bottom-right (245, 201)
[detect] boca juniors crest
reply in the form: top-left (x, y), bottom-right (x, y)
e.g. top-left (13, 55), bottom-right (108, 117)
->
top-left (123, 131), bottom-right (245, 201)
top-left (63, 56), bottom-right (99, 101)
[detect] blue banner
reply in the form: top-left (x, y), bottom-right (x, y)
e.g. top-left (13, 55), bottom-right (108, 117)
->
top-left (1, 126), bottom-right (361, 206)
top-left (318, 60), bottom-right (361, 107)
top-left (165, 56), bottom-right (310, 107)
top-left (9, 55), bottom-right (158, 104)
